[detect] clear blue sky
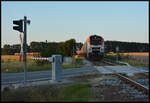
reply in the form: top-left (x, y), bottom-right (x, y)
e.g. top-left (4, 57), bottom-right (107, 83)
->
top-left (1, 1), bottom-right (149, 47)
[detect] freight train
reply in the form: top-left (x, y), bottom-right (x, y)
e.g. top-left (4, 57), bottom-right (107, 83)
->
top-left (77, 34), bottom-right (104, 60)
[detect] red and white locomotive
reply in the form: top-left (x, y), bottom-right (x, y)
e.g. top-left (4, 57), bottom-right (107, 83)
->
top-left (78, 34), bottom-right (104, 60)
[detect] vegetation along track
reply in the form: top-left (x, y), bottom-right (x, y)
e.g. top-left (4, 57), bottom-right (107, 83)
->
top-left (87, 58), bottom-right (115, 66)
top-left (88, 58), bottom-right (149, 95)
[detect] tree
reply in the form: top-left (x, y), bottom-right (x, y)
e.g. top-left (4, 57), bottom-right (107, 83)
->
top-left (2, 44), bottom-right (13, 55)
top-left (62, 39), bottom-right (76, 56)
top-left (40, 42), bottom-right (59, 57)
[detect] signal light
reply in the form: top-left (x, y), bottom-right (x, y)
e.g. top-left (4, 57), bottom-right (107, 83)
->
top-left (13, 20), bottom-right (23, 32)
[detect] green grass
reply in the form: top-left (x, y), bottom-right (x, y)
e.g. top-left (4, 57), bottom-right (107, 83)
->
top-left (1, 60), bottom-right (83, 73)
top-left (1, 83), bottom-right (97, 102)
top-left (62, 63), bottom-right (82, 69)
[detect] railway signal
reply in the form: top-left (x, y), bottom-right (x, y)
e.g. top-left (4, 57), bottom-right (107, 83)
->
top-left (13, 16), bottom-right (30, 84)
top-left (13, 20), bottom-right (23, 32)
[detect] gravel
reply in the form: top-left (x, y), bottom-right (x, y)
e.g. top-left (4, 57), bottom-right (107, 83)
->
top-left (91, 75), bottom-right (149, 102)
top-left (135, 79), bottom-right (149, 88)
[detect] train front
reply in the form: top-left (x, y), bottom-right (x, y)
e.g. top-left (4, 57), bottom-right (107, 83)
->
top-left (87, 35), bottom-right (104, 60)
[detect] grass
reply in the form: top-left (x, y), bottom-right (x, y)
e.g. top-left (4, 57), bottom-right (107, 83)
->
top-left (104, 54), bottom-right (117, 61)
top-left (122, 59), bottom-right (149, 67)
top-left (77, 73), bottom-right (102, 79)
top-left (62, 58), bottom-right (83, 69)
top-left (1, 59), bottom-right (83, 73)
top-left (1, 83), bottom-right (97, 102)
top-left (1, 61), bottom-right (50, 73)
top-left (62, 64), bottom-right (82, 69)
top-left (104, 53), bottom-right (149, 67)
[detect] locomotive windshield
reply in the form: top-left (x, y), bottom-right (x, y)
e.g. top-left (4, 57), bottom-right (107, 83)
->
top-left (90, 35), bottom-right (102, 45)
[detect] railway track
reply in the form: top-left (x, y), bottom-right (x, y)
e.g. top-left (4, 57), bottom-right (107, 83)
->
top-left (88, 59), bottom-right (149, 95)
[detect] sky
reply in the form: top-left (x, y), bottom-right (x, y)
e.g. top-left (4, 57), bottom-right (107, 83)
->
top-left (1, 1), bottom-right (149, 47)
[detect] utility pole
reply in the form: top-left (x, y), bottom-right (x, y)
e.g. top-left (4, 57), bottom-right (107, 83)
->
top-left (23, 16), bottom-right (30, 84)
top-left (23, 16), bottom-right (27, 84)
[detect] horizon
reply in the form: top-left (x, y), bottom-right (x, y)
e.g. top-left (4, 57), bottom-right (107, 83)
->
top-left (1, 38), bottom-right (149, 48)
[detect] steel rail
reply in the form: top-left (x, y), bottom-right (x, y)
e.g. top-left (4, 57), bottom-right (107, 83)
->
top-left (91, 59), bottom-right (149, 95)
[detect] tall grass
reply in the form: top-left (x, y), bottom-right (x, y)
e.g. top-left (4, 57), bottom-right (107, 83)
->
top-left (1, 61), bottom-right (51, 73)
top-left (104, 53), bottom-right (149, 67)
top-left (1, 58), bottom-right (83, 73)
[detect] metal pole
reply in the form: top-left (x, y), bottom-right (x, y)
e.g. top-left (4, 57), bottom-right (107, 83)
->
top-left (24, 16), bottom-right (27, 84)
top-left (116, 46), bottom-right (119, 63)
top-left (116, 52), bottom-right (118, 63)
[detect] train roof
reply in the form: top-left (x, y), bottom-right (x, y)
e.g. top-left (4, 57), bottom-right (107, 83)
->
top-left (88, 34), bottom-right (103, 39)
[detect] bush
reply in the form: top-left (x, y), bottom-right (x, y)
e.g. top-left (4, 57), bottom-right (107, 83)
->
top-left (75, 58), bottom-right (82, 65)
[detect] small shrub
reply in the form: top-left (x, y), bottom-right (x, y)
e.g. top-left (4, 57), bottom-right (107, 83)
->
top-left (75, 58), bottom-right (81, 65)
top-left (34, 60), bottom-right (49, 66)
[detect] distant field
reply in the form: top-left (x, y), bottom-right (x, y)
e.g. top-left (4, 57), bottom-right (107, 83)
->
top-left (119, 52), bottom-right (149, 56)
top-left (1, 55), bottom-right (33, 62)
top-left (107, 52), bottom-right (149, 56)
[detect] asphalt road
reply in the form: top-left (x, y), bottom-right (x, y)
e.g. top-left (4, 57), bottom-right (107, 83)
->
top-left (2, 65), bottom-right (148, 85)
top-left (2, 66), bottom-right (97, 85)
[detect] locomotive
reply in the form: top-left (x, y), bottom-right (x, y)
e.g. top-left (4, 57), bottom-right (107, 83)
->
top-left (78, 34), bottom-right (104, 60)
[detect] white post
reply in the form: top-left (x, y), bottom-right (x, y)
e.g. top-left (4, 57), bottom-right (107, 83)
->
top-left (52, 55), bottom-right (62, 82)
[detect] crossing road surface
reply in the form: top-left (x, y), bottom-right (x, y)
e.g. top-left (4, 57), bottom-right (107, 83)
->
top-left (2, 66), bottom-right (149, 85)
top-left (2, 66), bottom-right (97, 85)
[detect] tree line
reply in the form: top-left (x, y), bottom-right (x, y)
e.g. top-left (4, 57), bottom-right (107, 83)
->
top-left (2, 39), bottom-right (82, 57)
top-left (104, 41), bottom-right (149, 53)
top-left (2, 39), bottom-right (149, 56)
